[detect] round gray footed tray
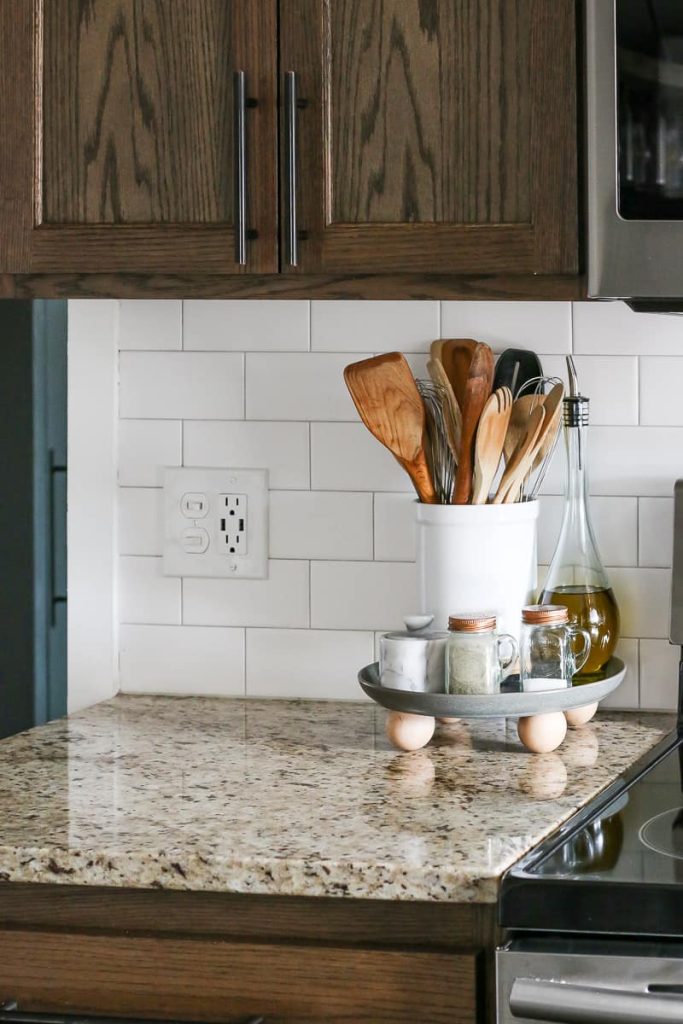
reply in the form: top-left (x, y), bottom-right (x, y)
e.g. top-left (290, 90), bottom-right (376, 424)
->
top-left (358, 657), bottom-right (625, 719)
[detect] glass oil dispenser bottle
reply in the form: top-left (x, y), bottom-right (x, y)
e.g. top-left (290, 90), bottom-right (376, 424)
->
top-left (539, 357), bottom-right (620, 681)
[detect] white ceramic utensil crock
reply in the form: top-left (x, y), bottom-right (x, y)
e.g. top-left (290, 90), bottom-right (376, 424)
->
top-left (416, 500), bottom-right (539, 647)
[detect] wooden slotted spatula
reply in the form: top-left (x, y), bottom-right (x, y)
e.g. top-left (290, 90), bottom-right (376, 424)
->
top-left (471, 387), bottom-right (512, 504)
top-left (452, 342), bottom-right (494, 504)
top-left (344, 353), bottom-right (438, 504)
top-left (492, 404), bottom-right (546, 504)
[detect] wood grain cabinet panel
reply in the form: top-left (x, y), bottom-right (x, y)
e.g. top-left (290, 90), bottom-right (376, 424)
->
top-left (1, 0), bottom-right (278, 274)
top-left (0, 0), bottom-right (580, 293)
top-left (280, 0), bottom-right (578, 276)
top-left (0, 929), bottom-right (479, 1024)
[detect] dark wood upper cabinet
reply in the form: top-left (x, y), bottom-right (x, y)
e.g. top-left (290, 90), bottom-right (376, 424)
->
top-left (1, 1), bottom-right (278, 274)
top-left (281, 0), bottom-right (578, 276)
top-left (0, 0), bottom-right (580, 295)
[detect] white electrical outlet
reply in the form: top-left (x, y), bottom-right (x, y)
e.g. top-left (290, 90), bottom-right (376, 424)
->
top-left (163, 468), bottom-right (268, 578)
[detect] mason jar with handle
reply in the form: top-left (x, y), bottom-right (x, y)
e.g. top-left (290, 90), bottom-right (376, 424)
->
top-left (519, 604), bottom-right (591, 692)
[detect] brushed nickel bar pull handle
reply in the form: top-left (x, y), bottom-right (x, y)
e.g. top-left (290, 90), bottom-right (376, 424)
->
top-left (510, 978), bottom-right (683, 1023)
top-left (285, 70), bottom-right (299, 267)
top-left (233, 70), bottom-right (257, 266)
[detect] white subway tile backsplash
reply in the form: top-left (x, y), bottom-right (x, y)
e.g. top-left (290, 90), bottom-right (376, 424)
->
top-left (119, 420), bottom-right (181, 487)
top-left (573, 301), bottom-right (683, 355)
top-left (441, 301), bottom-right (572, 353)
top-left (184, 421), bottom-right (309, 489)
top-left (270, 491), bottom-right (373, 560)
top-left (311, 561), bottom-right (417, 631)
top-left (537, 495), bottom-right (637, 567)
top-left (311, 300), bottom-right (439, 352)
top-left (119, 488), bottom-right (163, 556)
top-left (601, 638), bottom-right (639, 709)
top-left (540, 355), bottom-right (638, 426)
top-left (119, 557), bottom-right (181, 625)
top-left (311, 423), bottom-right (411, 492)
top-left (640, 358), bottom-right (683, 425)
top-left (120, 352), bottom-right (243, 420)
top-left (246, 352), bottom-right (358, 421)
top-left (184, 300), bottom-right (309, 351)
top-left (246, 629), bottom-right (374, 698)
top-left (183, 561), bottom-right (309, 628)
top-left (640, 639), bottom-right (679, 710)
top-left (120, 624), bottom-right (244, 695)
top-left (539, 427), bottom-right (683, 497)
top-left (610, 567), bottom-right (671, 639)
top-left (639, 498), bottom-right (674, 567)
top-left (111, 296), bottom-right (683, 710)
top-left (118, 300), bottom-right (182, 350)
top-left (374, 493), bottom-right (416, 561)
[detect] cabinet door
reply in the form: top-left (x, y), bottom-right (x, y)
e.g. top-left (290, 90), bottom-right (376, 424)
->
top-left (0, 1), bottom-right (277, 274)
top-left (280, 0), bottom-right (578, 276)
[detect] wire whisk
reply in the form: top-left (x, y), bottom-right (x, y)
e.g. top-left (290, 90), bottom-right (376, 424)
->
top-left (417, 379), bottom-right (456, 504)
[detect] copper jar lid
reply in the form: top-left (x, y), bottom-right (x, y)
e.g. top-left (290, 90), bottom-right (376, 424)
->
top-left (522, 604), bottom-right (569, 625)
top-left (448, 613), bottom-right (497, 633)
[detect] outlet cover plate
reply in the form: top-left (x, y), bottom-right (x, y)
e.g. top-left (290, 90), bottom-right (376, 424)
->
top-left (163, 467), bottom-right (268, 578)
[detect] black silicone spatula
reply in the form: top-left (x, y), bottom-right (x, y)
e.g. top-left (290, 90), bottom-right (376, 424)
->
top-left (492, 349), bottom-right (544, 397)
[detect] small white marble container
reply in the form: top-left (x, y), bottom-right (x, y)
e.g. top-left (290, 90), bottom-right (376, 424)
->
top-left (379, 616), bottom-right (449, 693)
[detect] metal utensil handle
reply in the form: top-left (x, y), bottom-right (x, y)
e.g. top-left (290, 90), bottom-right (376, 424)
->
top-left (510, 978), bottom-right (683, 1023)
top-left (285, 70), bottom-right (299, 267)
top-left (234, 70), bottom-right (258, 266)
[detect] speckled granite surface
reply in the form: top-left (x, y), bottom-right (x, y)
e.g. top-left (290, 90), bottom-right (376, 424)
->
top-left (0, 696), bottom-right (673, 902)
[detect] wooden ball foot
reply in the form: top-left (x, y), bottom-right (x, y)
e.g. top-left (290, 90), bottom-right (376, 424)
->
top-left (385, 712), bottom-right (435, 751)
top-left (517, 712), bottom-right (568, 753)
top-left (565, 702), bottom-right (599, 728)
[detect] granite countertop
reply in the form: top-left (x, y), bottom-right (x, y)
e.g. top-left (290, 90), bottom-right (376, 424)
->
top-left (0, 695), bottom-right (673, 903)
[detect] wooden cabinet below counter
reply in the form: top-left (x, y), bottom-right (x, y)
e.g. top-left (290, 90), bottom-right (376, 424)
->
top-left (0, 0), bottom-right (581, 300)
top-left (0, 884), bottom-right (499, 1024)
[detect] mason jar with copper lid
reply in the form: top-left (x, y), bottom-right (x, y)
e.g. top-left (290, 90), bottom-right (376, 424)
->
top-left (445, 613), bottom-right (517, 695)
top-left (520, 604), bottom-right (591, 692)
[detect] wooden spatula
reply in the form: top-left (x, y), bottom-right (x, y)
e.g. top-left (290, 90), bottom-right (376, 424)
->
top-left (344, 353), bottom-right (437, 504)
top-left (472, 387), bottom-right (512, 504)
top-left (452, 342), bottom-right (494, 504)
top-left (493, 404), bottom-right (546, 504)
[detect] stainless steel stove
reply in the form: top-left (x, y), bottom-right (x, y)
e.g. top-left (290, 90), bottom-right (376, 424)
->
top-left (496, 481), bottom-right (683, 1023)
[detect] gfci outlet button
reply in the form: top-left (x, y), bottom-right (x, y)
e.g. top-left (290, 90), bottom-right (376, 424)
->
top-left (181, 492), bottom-right (208, 519)
top-left (182, 527), bottom-right (210, 553)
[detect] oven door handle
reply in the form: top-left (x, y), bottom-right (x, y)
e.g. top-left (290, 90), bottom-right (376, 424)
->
top-left (510, 978), bottom-right (683, 1023)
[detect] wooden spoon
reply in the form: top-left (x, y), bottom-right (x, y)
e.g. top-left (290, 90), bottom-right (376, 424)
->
top-left (436, 339), bottom-right (479, 410)
top-left (344, 353), bottom-right (437, 504)
top-left (427, 357), bottom-right (462, 462)
top-left (492, 404), bottom-right (546, 504)
top-left (452, 343), bottom-right (494, 504)
top-left (471, 387), bottom-right (512, 504)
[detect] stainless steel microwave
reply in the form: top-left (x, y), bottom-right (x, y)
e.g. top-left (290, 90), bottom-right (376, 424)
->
top-left (587, 0), bottom-right (683, 303)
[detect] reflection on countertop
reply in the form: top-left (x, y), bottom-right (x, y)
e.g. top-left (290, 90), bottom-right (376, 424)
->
top-left (0, 695), bottom-right (673, 903)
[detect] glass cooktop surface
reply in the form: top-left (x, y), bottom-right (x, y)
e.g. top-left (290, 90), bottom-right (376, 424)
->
top-left (534, 740), bottom-right (683, 884)
top-left (500, 733), bottom-right (683, 935)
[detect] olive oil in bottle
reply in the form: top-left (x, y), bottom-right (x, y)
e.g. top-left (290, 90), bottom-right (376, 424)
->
top-left (540, 358), bottom-right (620, 682)
top-left (538, 584), bottom-right (620, 680)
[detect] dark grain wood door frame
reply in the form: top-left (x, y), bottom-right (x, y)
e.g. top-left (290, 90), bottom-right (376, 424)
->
top-left (279, 0), bottom-right (578, 277)
top-left (0, 1), bottom-right (278, 275)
